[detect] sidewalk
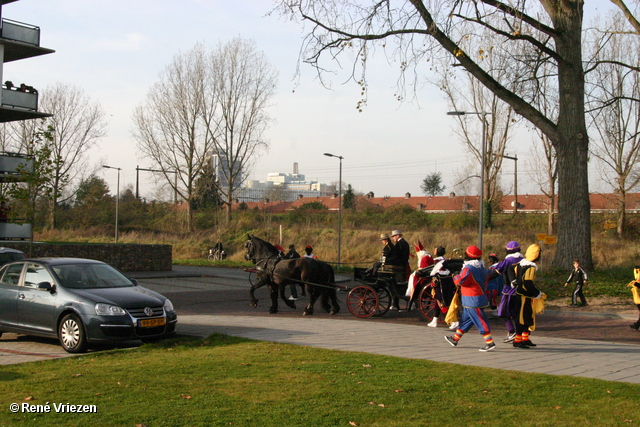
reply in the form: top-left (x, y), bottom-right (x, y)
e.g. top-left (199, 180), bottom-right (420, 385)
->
top-left (177, 314), bottom-right (640, 384)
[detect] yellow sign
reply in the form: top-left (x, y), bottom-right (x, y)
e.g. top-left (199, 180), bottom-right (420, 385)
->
top-left (544, 236), bottom-right (557, 245)
top-left (536, 233), bottom-right (547, 241)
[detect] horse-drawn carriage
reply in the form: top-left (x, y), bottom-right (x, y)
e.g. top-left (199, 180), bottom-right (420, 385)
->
top-left (347, 259), bottom-right (464, 322)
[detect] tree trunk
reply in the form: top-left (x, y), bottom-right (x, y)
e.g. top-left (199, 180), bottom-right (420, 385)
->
top-left (617, 188), bottom-right (626, 238)
top-left (549, 2), bottom-right (593, 269)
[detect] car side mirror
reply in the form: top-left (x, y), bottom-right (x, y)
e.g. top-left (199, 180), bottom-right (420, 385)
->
top-left (37, 282), bottom-right (54, 292)
top-left (130, 278), bottom-right (138, 286)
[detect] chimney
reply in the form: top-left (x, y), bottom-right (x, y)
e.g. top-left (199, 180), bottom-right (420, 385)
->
top-left (298, 194), bottom-right (304, 199)
top-left (366, 191), bottom-right (374, 199)
top-left (405, 192), bottom-right (411, 199)
top-left (449, 192), bottom-right (456, 198)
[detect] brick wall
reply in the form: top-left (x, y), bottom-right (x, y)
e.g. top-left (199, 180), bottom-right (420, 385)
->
top-left (0, 242), bottom-right (172, 272)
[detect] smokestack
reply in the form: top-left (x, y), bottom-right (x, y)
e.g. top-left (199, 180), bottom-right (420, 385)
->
top-left (293, 162), bottom-right (299, 175)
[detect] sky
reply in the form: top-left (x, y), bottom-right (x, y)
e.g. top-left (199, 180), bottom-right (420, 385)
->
top-left (3, 0), bottom-right (611, 200)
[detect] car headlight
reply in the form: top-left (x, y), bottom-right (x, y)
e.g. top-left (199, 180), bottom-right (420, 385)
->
top-left (95, 303), bottom-right (126, 316)
top-left (164, 299), bottom-right (175, 313)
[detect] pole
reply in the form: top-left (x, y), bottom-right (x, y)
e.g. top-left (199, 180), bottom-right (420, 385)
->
top-left (514, 154), bottom-right (518, 214)
top-left (338, 156), bottom-right (342, 271)
top-left (324, 152), bottom-right (343, 271)
top-left (115, 168), bottom-right (120, 244)
top-left (479, 114), bottom-right (486, 250)
top-left (447, 110), bottom-right (491, 250)
top-left (102, 165), bottom-right (120, 244)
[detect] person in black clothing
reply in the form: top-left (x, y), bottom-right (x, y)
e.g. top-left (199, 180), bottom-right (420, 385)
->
top-left (285, 244), bottom-right (300, 259)
top-left (285, 244), bottom-right (305, 299)
top-left (388, 229), bottom-right (410, 309)
top-left (564, 259), bottom-right (588, 307)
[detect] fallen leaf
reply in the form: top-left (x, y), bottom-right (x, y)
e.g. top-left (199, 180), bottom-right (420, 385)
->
top-left (395, 390), bottom-right (404, 393)
top-left (24, 396), bottom-right (33, 401)
top-left (378, 404), bottom-right (386, 408)
top-left (555, 406), bottom-right (562, 410)
top-left (181, 394), bottom-right (192, 400)
top-left (349, 422), bottom-right (359, 426)
top-left (362, 364), bottom-right (372, 368)
top-left (368, 402), bottom-right (377, 405)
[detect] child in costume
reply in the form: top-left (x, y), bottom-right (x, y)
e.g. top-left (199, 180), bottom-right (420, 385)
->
top-left (512, 244), bottom-right (545, 349)
top-left (487, 241), bottom-right (524, 343)
top-left (444, 246), bottom-right (496, 352)
top-left (628, 266), bottom-right (640, 331)
top-left (564, 259), bottom-right (588, 306)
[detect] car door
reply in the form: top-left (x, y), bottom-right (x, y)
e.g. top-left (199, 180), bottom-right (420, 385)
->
top-left (17, 262), bottom-right (58, 334)
top-left (0, 262), bottom-right (25, 328)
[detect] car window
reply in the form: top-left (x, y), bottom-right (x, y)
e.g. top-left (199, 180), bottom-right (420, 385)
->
top-left (23, 263), bottom-right (54, 289)
top-left (52, 263), bottom-right (134, 289)
top-left (0, 263), bottom-right (24, 286)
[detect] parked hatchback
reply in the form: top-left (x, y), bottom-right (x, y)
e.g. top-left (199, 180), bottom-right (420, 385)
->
top-left (0, 258), bottom-right (177, 353)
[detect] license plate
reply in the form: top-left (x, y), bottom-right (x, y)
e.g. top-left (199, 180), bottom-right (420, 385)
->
top-left (139, 318), bottom-right (165, 328)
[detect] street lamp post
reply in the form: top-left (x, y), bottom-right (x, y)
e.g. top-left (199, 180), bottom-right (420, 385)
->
top-left (447, 110), bottom-right (491, 250)
top-left (102, 165), bottom-right (121, 243)
top-left (499, 154), bottom-right (518, 214)
top-left (136, 166), bottom-right (178, 202)
top-left (324, 152), bottom-right (343, 270)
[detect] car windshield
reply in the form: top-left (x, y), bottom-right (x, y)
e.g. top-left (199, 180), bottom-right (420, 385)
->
top-left (52, 263), bottom-right (134, 289)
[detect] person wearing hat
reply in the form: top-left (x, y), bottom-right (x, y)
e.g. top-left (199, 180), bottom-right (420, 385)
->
top-left (486, 253), bottom-right (502, 310)
top-left (363, 233), bottom-right (395, 277)
top-left (303, 245), bottom-right (318, 259)
top-left (444, 245), bottom-right (496, 352)
top-left (387, 229), bottom-right (410, 309)
top-left (512, 244), bottom-right (545, 349)
top-left (487, 241), bottom-right (524, 343)
top-left (284, 244), bottom-right (304, 299)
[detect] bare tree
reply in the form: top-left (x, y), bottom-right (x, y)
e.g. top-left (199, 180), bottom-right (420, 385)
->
top-left (527, 132), bottom-right (557, 236)
top-left (276, 0), bottom-right (640, 268)
top-left (133, 39), bottom-right (277, 228)
top-left (39, 83), bottom-right (107, 229)
top-left (1, 83), bottom-right (107, 229)
top-left (610, 0), bottom-right (640, 33)
top-left (203, 37), bottom-right (278, 221)
top-left (439, 51), bottom-right (516, 226)
top-left (133, 43), bottom-right (211, 231)
top-left (586, 14), bottom-right (640, 238)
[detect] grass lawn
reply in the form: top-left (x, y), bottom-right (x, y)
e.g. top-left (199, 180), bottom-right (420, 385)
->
top-left (1, 334), bottom-right (639, 427)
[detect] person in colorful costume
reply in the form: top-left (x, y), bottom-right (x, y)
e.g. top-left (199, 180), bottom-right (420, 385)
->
top-left (512, 244), bottom-right (544, 349)
top-left (405, 240), bottom-right (434, 311)
top-left (487, 241), bottom-right (524, 343)
top-left (429, 246), bottom-right (459, 329)
top-left (486, 253), bottom-right (502, 310)
top-left (444, 246), bottom-right (496, 352)
top-left (628, 266), bottom-right (640, 331)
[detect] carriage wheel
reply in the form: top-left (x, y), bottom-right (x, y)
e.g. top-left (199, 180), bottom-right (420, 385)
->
top-left (347, 285), bottom-right (379, 318)
top-left (372, 287), bottom-right (391, 317)
top-left (418, 286), bottom-right (439, 321)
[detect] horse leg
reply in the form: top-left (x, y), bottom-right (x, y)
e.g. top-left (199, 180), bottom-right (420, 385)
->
top-left (304, 287), bottom-right (319, 315)
top-left (249, 278), bottom-right (267, 308)
top-left (280, 283), bottom-right (296, 309)
top-left (269, 284), bottom-right (279, 314)
top-left (320, 290), bottom-right (332, 313)
top-left (329, 289), bottom-right (340, 315)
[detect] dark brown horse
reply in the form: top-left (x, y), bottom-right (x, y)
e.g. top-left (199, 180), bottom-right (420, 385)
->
top-left (245, 235), bottom-right (340, 315)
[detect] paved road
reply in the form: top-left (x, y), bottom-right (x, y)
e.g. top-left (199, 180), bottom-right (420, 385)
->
top-left (2, 265), bottom-right (640, 384)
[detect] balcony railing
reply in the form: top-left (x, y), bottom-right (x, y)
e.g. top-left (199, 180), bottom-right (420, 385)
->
top-left (0, 18), bottom-right (41, 46)
top-left (1, 87), bottom-right (38, 111)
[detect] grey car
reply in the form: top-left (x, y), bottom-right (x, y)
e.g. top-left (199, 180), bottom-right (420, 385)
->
top-left (0, 257), bottom-right (177, 353)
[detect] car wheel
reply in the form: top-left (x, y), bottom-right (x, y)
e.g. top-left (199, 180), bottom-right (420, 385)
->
top-left (58, 314), bottom-right (88, 353)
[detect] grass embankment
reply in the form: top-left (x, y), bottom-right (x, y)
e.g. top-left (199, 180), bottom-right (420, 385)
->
top-left (1, 335), bottom-right (639, 427)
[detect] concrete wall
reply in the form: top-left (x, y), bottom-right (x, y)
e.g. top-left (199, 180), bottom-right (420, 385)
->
top-left (0, 242), bottom-right (172, 272)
